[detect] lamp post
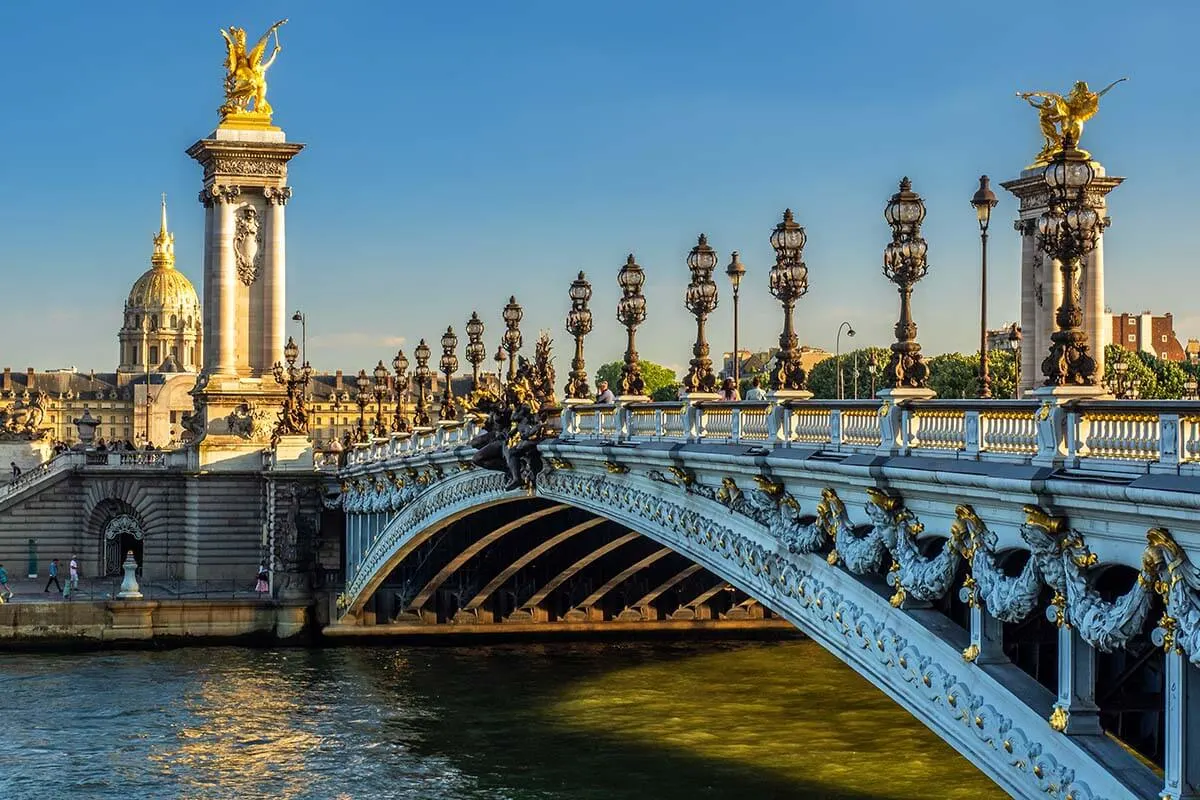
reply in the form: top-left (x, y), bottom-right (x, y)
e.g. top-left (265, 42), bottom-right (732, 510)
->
top-left (1104, 349), bottom-right (1141, 399)
top-left (564, 271), bottom-right (594, 400)
top-left (971, 175), bottom-right (999, 399)
top-left (882, 177), bottom-right (931, 389)
top-left (616, 254), bottom-right (648, 397)
top-left (1184, 376), bottom-right (1199, 401)
top-left (439, 326), bottom-right (459, 421)
top-left (270, 335), bottom-right (312, 440)
top-left (835, 321), bottom-right (856, 400)
top-left (291, 310), bottom-right (306, 365)
top-left (1005, 323), bottom-right (1022, 398)
top-left (768, 209), bottom-right (810, 392)
top-left (502, 296), bottom-right (523, 380)
top-left (725, 251), bottom-right (746, 382)
top-left (371, 360), bottom-right (388, 438)
top-left (493, 346), bottom-right (506, 389)
top-left (465, 312), bottom-right (486, 391)
top-left (413, 339), bottom-right (432, 428)
top-left (390, 349), bottom-right (410, 433)
top-left (867, 352), bottom-right (879, 396)
top-left (683, 234), bottom-right (719, 394)
top-left (1035, 134), bottom-right (1106, 386)
top-left (353, 369), bottom-right (370, 443)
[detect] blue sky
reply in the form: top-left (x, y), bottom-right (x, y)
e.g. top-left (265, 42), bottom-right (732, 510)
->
top-left (2, 1), bottom-right (1197, 376)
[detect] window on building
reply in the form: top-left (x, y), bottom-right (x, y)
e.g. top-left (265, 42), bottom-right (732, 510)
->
top-left (1128, 319), bottom-right (1135, 326)
top-left (1162, 335), bottom-right (1169, 343)
top-left (132, 345), bottom-right (138, 364)
top-left (149, 346), bottom-right (158, 364)
top-left (150, 315), bottom-right (158, 330)
top-left (171, 314), bottom-right (178, 328)
top-left (124, 427), bottom-right (131, 438)
top-left (1128, 334), bottom-right (1136, 342)
top-left (170, 411), bottom-right (178, 423)
top-left (171, 346), bottom-right (178, 360)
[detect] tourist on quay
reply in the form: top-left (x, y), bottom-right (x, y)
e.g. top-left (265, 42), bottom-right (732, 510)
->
top-left (0, 563), bottom-right (13, 601)
top-left (254, 564), bottom-right (270, 596)
top-left (718, 377), bottom-right (740, 401)
top-left (9, 461), bottom-right (20, 482)
top-left (44, 558), bottom-right (62, 594)
top-left (744, 377), bottom-right (767, 402)
top-left (595, 380), bottom-right (615, 404)
top-left (69, 555), bottom-right (80, 590)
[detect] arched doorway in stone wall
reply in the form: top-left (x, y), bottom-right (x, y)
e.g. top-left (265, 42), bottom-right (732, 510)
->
top-left (101, 513), bottom-right (145, 576)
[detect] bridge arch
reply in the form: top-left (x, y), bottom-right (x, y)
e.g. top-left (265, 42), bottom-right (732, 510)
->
top-left (339, 465), bottom-right (1142, 800)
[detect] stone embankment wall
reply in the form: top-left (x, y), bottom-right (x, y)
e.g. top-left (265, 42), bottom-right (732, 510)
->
top-left (0, 600), bottom-right (309, 645)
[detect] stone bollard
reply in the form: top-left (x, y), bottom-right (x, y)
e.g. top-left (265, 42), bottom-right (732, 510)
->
top-left (116, 551), bottom-right (143, 599)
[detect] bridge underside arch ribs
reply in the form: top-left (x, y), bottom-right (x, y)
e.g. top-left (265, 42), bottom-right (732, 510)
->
top-left (506, 531), bottom-right (641, 623)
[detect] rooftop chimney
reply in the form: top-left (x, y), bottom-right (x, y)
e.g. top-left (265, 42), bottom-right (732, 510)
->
top-left (2, 368), bottom-right (10, 392)
top-left (26, 368), bottom-right (34, 391)
top-left (335, 370), bottom-right (343, 391)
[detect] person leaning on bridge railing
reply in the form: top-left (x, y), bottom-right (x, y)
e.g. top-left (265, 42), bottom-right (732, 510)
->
top-left (594, 380), bottom-right (615, 404)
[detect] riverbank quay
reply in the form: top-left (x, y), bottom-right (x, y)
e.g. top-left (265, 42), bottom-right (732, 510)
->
top-left (0, 576), bottom-right (309, 647)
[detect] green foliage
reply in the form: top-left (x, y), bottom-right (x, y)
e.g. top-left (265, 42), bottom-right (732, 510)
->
top-left (807, 348), bottom-right (893, 400)
top-left (1103, 344), bottom-right (1190, 399)
top-left (595, 360), bottom-right (678, 398)
top-left (652, 383), bottom-right (682, 402)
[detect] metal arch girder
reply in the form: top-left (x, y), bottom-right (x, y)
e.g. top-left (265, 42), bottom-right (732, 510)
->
top-left (573, 546), bottom-right (674, 610)
top-left (515, 531), bottom-right (641, 611)
top-left (630, 563), bottom-right (704, 609)
top-left (404, 504), bottom-right (571, 612)
top-left (680, 579), bottom-right (732, 610)
top-left (461, 516), bottom-right (609, 611)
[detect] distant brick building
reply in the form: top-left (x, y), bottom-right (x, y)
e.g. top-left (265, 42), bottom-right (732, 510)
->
top-left (1108, 311), bottom-right (1186, 361)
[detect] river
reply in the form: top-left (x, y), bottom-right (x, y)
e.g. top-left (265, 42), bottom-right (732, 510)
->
top-left (0, 639), bottom-right (1004, 799)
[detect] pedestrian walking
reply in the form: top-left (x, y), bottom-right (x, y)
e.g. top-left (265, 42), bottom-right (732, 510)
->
top-left (10, 461), bottom-right (20, 482)
top-left (254, 564), bottom-right (270, 596)
top-left (69, 555), bottom-right (80, 590)
top-left (44, 558), bottom-right (62, 594)
top-left (0, 563), bottom-right (13, 601)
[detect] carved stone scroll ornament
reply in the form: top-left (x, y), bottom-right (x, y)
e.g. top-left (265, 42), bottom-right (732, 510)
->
top-left (234, 205), bottom-right (263, 285)
top-left (1145, 528), bottom-right (1200, 665)
top-left (955, 507), bottom-right (1043, 624)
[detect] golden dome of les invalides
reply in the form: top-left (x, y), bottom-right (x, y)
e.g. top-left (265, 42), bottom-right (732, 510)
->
top-left (126, 197), bottom-right (200, 313)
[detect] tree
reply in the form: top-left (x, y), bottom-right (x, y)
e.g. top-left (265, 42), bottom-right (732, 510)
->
top-left (927, 353), bottom-right (979, 399)
top-left (652, 383), bottom-right (682, 402)
top-left (807, 347), bottom-right (893, 399)
top-left (1103, 344), bottom-right (1189, 399)
top-left (595, 361), bottom-right (677, 398)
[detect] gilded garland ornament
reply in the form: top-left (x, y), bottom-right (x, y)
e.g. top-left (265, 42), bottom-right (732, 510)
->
top-left (219, 20), bottom-right (287, 124)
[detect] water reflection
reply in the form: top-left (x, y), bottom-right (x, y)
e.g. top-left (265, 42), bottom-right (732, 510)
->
top-left (0, 641), bottom-right (1003, 799)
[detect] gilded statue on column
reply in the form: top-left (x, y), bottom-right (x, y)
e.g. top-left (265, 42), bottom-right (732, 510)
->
top-left (218, 19), bottom-right (288, 125)
top-left (1016, 78), bottom-right (1126, 165)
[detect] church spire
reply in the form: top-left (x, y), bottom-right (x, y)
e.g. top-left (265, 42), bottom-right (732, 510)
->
top-left (151, 193), bottom-right (175, 269)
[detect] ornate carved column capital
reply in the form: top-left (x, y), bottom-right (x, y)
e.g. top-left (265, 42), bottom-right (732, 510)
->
top-left (1014, 218), bottom-right (1038, 236)
top-left (263, 186), bottom-right (293, 206)
top-left (199, 184), bottom-right (242, 207)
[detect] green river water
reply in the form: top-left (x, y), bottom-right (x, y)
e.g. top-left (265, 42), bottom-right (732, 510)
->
top-left (0, 638), bottom-right (1005, 799)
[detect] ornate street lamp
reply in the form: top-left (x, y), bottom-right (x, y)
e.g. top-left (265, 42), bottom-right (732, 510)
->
top-left (372, 360), bottom-right (389, 438)
top-left (465, 312), bottom-right (486, 391)
top-left (270, 335), bottom-right (312, 441)
top-left (725, 251), bottom-right (746, 382)
top-left (971, 175), bottom-right (999, 399)
top-left (767, 209), bottom-right (810, 392)
top-left (616, 253), bottom-right (648, 397)
top-left (564, 271), bottom-right (594, 400)
top-left (439, 326), bottom-right (459, 421)
top-left (413, 339), bottom-right (432, 428)
top-left (1184, 376), bottom-right (1199, 401)
top-left (354, 369), bottom-right (370, 442)
top-left (1035, 135), bottom-right (1106, 386)
top-left (867, 352), bottom-right (879, 396)
top-left (682, 234), bottom-right (719, 394)
top-left (1104, 349), bottom-right (1141, 399)
top-left (502, 296), bottom-right (523, 380)
top-left (390, 349), bottom-right (410, 433)
top-left (882, 178), bottom-right (931, 389)
top-left (1004, 324), bottom-right (1023, 398)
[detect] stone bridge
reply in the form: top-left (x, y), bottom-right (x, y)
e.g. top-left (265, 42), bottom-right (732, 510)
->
top-left (327, 396), bottom-right (1200, 800)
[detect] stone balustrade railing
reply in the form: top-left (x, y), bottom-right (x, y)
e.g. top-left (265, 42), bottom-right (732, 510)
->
top-left (326, 396), bottom-right (1200, 477)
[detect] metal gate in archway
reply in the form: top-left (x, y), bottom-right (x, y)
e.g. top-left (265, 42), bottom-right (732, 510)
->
top-left (101, 514), bottom-right (144, 576)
